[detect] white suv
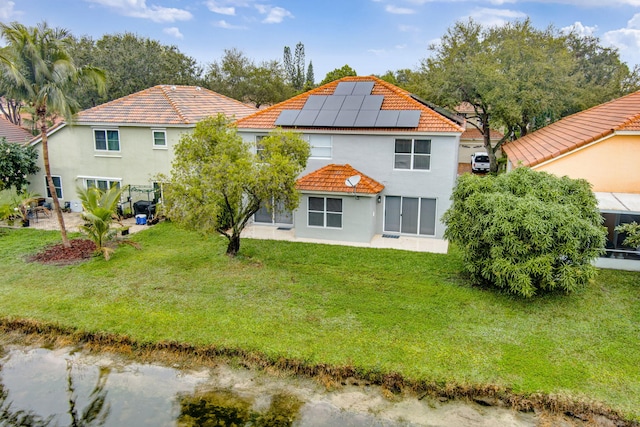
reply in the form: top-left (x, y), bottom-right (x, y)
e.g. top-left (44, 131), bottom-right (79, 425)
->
top-left (471, 152), bottom-right (490, 173)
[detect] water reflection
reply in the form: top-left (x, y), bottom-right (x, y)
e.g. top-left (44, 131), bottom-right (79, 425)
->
top-left (0, 343), bottom-right (539, 427)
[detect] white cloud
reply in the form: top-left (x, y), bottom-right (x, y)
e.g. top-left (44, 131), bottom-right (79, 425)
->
top-left (85, 0), bottom-right (192, 23)
top-left (368, 48), bottom-right (387, 56)
top-left (214, 19), bottom-right (247, 30)
top-left (398, 24), bottom-right (420, 33)
top-left (603, 14), bottom-right (640, 66)
top-left (163, 26), bottom-right (183, 39)
top-left (205, 1), bottom-right (235, 15)
top-left (561, 21), bottom-right (597, 37)
top-left (385, 5), bottom-right (415, 14)
top-left (255, 5), bottom-right (294, 24)
top-left (0, 0), bottom-right (18, 20)
top-left (467, 7), bottom-right (527, 27)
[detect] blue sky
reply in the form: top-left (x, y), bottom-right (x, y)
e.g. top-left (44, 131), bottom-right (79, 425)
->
top-left (5, 0), bottom-right (640, 82)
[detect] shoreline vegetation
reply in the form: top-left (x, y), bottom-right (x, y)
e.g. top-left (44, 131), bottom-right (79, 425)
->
top-left (1, 223), bottom-right (639, 424)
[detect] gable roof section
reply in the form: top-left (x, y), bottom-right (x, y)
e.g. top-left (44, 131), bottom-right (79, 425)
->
top-left (75, 85), bottom-right (256, 125)
top-left (0, 116), bottom-right (33, 144)
top-left (236, 76), bottom-right (464, 133)
top-left (297, 164), bottom-right (384, 194)
top-left (502, 90), bottom-right (640, 167)
top-left (461, 128), bottom-right (503, 141)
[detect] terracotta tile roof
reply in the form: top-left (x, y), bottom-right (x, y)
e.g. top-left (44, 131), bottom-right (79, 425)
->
top-left (75, 85), bottom-right (256, 125)
top-left (502, 90), bottom-right (640, 167)
top-left (236, 76), bottom-right (464, 133)
top-left (461, 128), bottom-right (503, 140)
top-left (0, 116), bottom-right (33, 144)
top-left (297, 164), bottom-right (384, 194)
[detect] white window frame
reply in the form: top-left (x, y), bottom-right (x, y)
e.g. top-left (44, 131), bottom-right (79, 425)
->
top-left (152, 129), bottom-right (167, 149)
top-left (308, 196), bottom-right (342, 229)
top-left (394, 138), bottom-right (431, 170)
top-left (84, 177), bottom-right (122, 191)
top-left (255, 135), bottom-right (267, 160)
top-left (308, 134), bottom-right (332, 159)
top-left (45, 175), bottom-right (63, 199)
top-left (93, 128), bottom-right (120, 152)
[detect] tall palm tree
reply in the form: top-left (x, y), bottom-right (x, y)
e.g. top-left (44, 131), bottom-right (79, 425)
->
top-left (0, 21), bottom-right (105, 247)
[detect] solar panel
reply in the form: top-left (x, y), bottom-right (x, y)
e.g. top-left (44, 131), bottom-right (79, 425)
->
top-left (323, 95), bottom-right (346, 110)
top-left (361, 95), bottom-right (384, 110)
top-left (313, 109), bottom-right (339, 127)
top-left (352, 81), bottom-right (374, 95)
top-left (354, 109), bottom-right (379, 127)
top-left (375, 110), bottom-right (400, 127)
top-left (333, 110), bottom-right (358, 127)
top-left (342, 95), bottom-right (365, 110)
top-left (396, 110), bottom-right (421, 128)
top-left (303, 95), bottom-right (328, 110)
top-left (294, 109), bottom-right (320, 126)
top-left (334, 81), bottom-right (356, 95)
top-left (274, 110), bottom-right (300, 126)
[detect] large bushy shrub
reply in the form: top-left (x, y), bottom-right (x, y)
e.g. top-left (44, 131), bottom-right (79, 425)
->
top-left (443, 168), bottom-right (606, 297)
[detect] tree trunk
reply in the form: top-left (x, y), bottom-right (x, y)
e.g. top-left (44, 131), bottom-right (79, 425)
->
top-left (226, 233), bottom-right (240, 256)
top-left (481, 114), bottom-right (499, 174)
top-left (40, 111), bottom-right (70, 248)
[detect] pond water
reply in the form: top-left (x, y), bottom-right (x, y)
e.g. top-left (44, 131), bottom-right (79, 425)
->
top-left (0, 342), bottom-right (542, 427)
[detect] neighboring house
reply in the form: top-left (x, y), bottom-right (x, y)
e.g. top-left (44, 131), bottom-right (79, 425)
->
top-left (236, 76), bottom-right (465, 252)
top-left (0, 115), bottom-right (33, 144)
top-left (28, 85), bottom-right (256, 213)
top-left (455, 102), bottom-right (503, 167)
top-left (502, 90), bottom-right (640, 269)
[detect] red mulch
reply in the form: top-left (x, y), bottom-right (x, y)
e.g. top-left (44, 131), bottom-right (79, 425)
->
top-left (28, 239), bottom-right (97, 265)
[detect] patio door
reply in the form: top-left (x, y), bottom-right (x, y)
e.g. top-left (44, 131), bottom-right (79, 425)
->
top-left (384, 196), bottom-right (436, 236)
top-left (254, 199), bottom-right (293, 225)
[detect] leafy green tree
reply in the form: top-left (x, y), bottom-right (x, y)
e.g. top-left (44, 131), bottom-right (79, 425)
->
top-left (70, 33), bottom-right (202, 107)
top-left (443, 167), bottom-right (606, 298)
top-left (376, 69), bottom-right (422, 92)
top-left (305, 61), bottom-right (315, 89)
top-left (320, 64), bottom-right (357, 85)
top-left (204, 50), bottom-right (292, 107)
top-left (420, 19), bottom-right (576, 173)
top-left (0, 21), bottom-right (106, 248)
top-left (283, 42), bottom-right (306, 90)
top-left (0, 138), bottom-right (39, 191)
top-left (163, 114), bottom-right (309, 256)
top-left (77, 184), bottom-right (127, 260)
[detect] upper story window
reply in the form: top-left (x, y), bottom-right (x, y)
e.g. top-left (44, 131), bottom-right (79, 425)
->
top-left (255, 135), bottom-right (267, 160)
top-left (152, 130), bottom-right (167, 148)
top-left (94, 129), bottom-right (120, 152)
top-left (308, 135), bottom-right (332, 158)
top-left (394, 138), bottom-right (431, 170)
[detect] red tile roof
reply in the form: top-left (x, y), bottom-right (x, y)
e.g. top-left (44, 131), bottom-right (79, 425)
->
top-left (236, 76), bottom-right (465, 133)
top-left (502, 90), bottom-right (640, 167)
top-left (461, 128), bottom-right (503, 140)
top-left (297, 164), bottom-right (384, 194)
top-left (75, 85), bottom-right (256, 125)
top-left (0, 116), bottom-right (33, 144)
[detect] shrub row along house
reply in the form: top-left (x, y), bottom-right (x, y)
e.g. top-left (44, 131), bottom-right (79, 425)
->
top-left (502, 91), bottom-right (640, 270)
top-left (27, 76), bottom-right (465, 252)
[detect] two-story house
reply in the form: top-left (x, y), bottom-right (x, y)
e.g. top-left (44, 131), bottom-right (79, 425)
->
top-left (236, 76), bottom-right (465, 253)
top-left (28, 85), bottom-right (256, 212)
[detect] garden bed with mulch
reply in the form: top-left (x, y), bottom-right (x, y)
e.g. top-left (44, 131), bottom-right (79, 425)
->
top-left (27, 239), bottom-right (96, 265)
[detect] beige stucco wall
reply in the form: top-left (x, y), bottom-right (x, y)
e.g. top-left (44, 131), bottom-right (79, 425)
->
top-left (534, 134), bottom-right (640, 194)
top-left (29, 124), bottom-right (192, 209)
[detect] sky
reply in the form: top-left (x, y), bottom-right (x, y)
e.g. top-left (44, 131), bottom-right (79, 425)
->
top-left (4, 0), bottom-right (640, 82)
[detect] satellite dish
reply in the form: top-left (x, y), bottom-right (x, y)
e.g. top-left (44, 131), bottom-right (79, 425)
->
top-left (345, 175), bottom-right (361, 188)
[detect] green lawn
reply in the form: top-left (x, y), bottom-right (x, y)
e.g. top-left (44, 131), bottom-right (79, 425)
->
top-left (1, 223), bottom-right (639, 419)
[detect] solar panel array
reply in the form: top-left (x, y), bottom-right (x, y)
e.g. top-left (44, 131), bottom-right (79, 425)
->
top-left (274, 81), bottom-right (421, 128)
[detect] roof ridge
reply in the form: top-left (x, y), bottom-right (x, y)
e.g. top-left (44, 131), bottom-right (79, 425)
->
top-left (159, 85), bottom-right (189, 124)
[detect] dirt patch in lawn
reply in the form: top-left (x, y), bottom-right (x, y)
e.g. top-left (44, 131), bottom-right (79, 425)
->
top-left (26, 239), bottom-right (96, 265)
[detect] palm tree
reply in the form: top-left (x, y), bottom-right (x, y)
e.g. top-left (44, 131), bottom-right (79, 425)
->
top-left (0, 21), bottom-right (105, 247)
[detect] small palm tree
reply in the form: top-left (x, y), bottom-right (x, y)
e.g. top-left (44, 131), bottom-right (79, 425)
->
top-left (0, 21), bottom-right (106, 248)
top-left (77, 184), bottom-right (126, 260)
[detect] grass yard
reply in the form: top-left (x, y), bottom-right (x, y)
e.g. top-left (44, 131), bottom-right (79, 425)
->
top-left (1, 223), bottom-right (639, 420)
